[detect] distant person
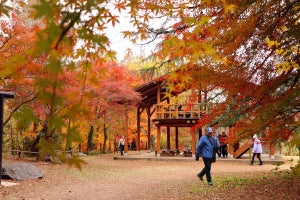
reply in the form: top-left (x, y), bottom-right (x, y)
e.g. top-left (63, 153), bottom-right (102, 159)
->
top-left (196, 127), bottom-right (219, 186)
top-left (214, 130), bottom-right (221, 158)
top-left (114, 139), bottom-right (119, 154)
top-left (131, 140), bottom-right (136, 151)
top-left (119, 136), bottom-right (125, 156)
top-left (250, 134), bottom-right (263, 165)
top-left (150, 135), bottom-right (155, 152)
top-left (219, 132), bottom-right (228, 158)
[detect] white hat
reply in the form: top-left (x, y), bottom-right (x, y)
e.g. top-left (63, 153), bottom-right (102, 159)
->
top-left (253, 134), bottom-right (258, 139)
top-left (206, 127), bottom-right (213, 133)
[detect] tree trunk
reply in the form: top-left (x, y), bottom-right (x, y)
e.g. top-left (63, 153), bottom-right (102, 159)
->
top-left (87, 125), bottom-right (94, 155)
top-left (103, 123), bottom-right (108, 154)
top-left (65, 119), bottom-right (72, 151)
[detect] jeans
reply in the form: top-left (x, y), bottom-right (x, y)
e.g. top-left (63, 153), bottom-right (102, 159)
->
top-left (198, 157), bottom-right (213, 182)
top-left (120, 145), bottom-right (124, 155)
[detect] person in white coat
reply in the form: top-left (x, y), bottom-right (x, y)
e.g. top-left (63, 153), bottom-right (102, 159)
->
top-left (119, 136), bottom-right (125, 156)
top-left (250, 134), bottom-right (263, 165)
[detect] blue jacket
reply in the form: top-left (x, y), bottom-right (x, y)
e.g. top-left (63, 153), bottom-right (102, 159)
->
top-left (196, 135), bottom-right (219, 158)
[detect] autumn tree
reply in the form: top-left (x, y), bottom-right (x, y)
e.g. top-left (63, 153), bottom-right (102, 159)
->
top-left (81, 60), bottom-right (141, 154)
top-left (0, 11), bottom-right (48, 155)
top-left (0, 0), bottom-right (141, 167)
top-left (124, 0), bottom-right (299, 143)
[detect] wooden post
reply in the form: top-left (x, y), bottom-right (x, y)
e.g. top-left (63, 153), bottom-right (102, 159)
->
top-left (191, 127), bottom-right (196, 157)
top-left (155, 85), bottom-right (161, 156)
top-left (136, 106), bottom-right (141, 153)
top-left (198, 128), bottom-right (202, 140)
top-left (175, 127), bottom-right (179, 149)
top-left (156, 125), bottom-right (161, 157)
top-left (147, 107), bottom-right (151, 152)
top-left (167, 127), bottom-right (170, 150)
top-left (228, 126), bottom-right (234, 157)
top-left (270, 144), bottom-right (275, 160)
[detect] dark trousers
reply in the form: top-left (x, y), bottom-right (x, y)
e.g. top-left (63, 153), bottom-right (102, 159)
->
top-left (221, 145), bottom-right (228, 157)
top-left (216, 147), bottom-right (221, 157)
top-left (199, 157), bottom-right (213, 182)
top-left (120, 145), bottom-right (124, 156)
top-left (251, 153), bottom-right (262, 164)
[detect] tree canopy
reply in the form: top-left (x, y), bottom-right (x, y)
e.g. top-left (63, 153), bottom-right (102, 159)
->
top-left (0, 0), bottom-right (299, 169)
top-left (124, 0), bottom-right (299, 143)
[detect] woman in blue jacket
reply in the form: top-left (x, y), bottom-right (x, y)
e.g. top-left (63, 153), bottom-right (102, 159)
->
top-left (196, 127), bottom-right (219, 186)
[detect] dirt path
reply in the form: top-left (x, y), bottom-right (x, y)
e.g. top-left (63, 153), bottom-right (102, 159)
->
top-left (0, 154), bottom-right (298, 200)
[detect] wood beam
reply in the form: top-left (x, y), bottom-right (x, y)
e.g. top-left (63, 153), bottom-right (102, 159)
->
top-left (167, 127), bottom-right (170, 150)
top-left (175, 127), bottom-right (179, 149)
top-left (191, 128), bottom-right (196, 157)
top-left (156, 126), bottom-right (161, 157)
top-left (136, 106), bottom-right (141, 152)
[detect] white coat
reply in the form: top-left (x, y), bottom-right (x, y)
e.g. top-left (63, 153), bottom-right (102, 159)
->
top-left (252, 138), bottom-right (262, 153)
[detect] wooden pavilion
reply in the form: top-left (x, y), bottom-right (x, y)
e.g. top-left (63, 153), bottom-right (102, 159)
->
top-left (133, 77), bottom-right (204, 157)
top-left (131, 76), bottom-right (275, 159)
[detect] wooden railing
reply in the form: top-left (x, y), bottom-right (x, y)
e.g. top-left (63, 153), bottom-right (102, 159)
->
top-left (154, 103), bottom-right (206, 119)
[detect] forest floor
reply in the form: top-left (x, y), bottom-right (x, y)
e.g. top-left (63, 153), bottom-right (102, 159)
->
top-left (0, 153), bottom-right (299, 200)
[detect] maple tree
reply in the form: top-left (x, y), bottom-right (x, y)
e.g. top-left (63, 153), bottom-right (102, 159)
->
top-left (0, 0), bottom-right (142, 167)
top-left (79, 61), bottom-right (141, 154)
top-left (124, 0), bottom-right (299, 142)
top-left (124, 0), bottom-right (299, 173)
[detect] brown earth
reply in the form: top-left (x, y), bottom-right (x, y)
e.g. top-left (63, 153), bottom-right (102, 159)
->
top-left (0, 154), bottom-right (299, 200)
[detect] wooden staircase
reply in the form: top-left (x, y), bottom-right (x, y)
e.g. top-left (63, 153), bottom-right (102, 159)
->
top-left (233, 140), bottom-right (253, 158)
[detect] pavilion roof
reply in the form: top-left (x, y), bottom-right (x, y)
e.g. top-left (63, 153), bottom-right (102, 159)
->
top-left (135, 76), bottom-right (167, 107)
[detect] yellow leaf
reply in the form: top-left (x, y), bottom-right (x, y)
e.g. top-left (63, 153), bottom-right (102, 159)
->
top-left (265, 36), bottom-right (275, 47)
top-left (122, 31), bottom-right (132, 38)
top-left (281, 26), bottom-right (288, 32)
top-left (181, 74), bottom-right (192, 84)
top-left (275, 49), bottom-right (283, 55)
top-left (224, 4), bottom-right (237, 13)
top-left (167, 84), bottom-right (175, 93)
top-left (291, 46), bottom-right (299, 54)
top-left (168, 71), bottom-right (179, 81)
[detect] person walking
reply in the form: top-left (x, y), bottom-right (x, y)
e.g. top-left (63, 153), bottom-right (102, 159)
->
top-left (196, 127), bottom-right (219, 186)
top-left (250, 134), bottom-right (263, 165)
top-left (119, 136), bottom-right (125, 156)
top-left (219, 132), bottom-right (228, 158)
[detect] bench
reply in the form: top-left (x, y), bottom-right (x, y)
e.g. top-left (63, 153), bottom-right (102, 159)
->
top-left (160, 149), bottom-right (180, 156)
top-left (183, 149), bottom-right (192, 157)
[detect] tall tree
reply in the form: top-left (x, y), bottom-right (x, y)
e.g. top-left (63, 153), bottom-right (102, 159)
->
top-left (0, 0), bottom-right (142, 167)
top-left (125, 0), bottom-right (299, 142)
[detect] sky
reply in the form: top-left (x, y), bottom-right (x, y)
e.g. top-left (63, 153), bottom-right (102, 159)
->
top-left (105, 8), bottom-right (163, 62)
top-left (107, 17), bottom-right (155, 61)
top-left (2, 0), bottom-right (158, 62)
top-left (107, 23), bottom-right (146, 61)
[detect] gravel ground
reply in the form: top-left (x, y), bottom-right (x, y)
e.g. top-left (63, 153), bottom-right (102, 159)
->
top-left (0, 154), bottom-right (298, 200)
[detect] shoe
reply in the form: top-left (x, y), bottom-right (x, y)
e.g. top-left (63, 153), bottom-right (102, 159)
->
top-left (208, 182), bottom-right (213, 186)
top-left (259, 163), bottom-right (263, 165)
top-left (250, 162), bottom-right (253, 165)
top-left (197, 173), bottom-right (203, 181)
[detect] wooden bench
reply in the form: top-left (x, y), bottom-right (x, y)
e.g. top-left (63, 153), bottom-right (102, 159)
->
top-left (160, 149), bottom-right (180, 156)
top-left (183, 149), bottom-right (192, 157)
